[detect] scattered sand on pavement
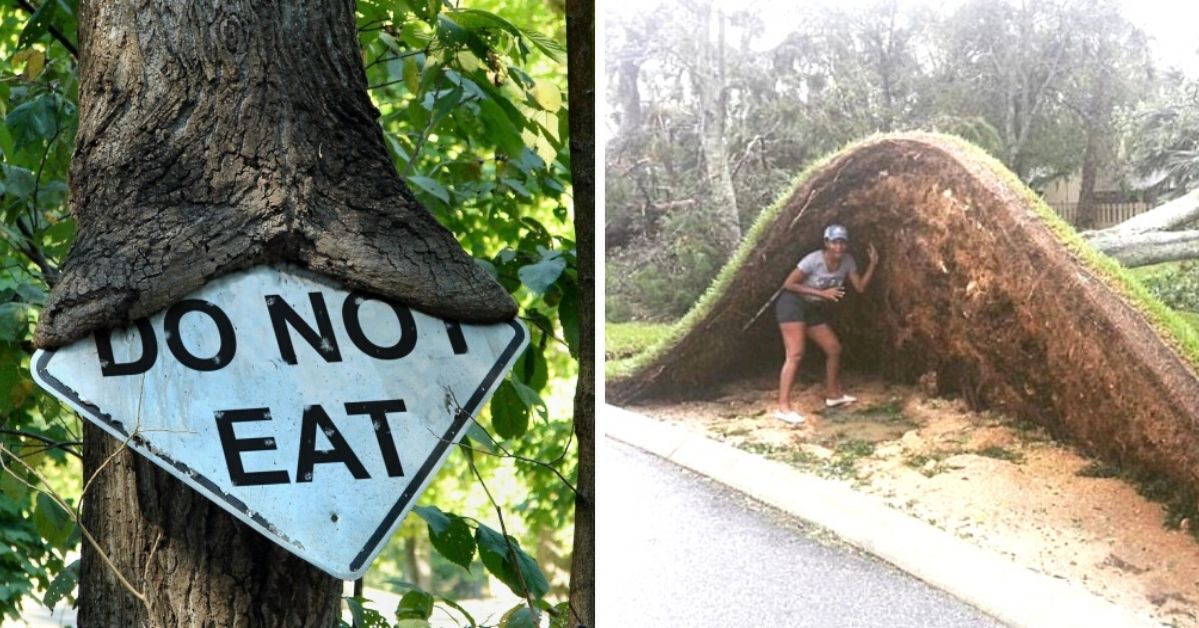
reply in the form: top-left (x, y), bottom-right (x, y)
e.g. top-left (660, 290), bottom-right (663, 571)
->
top-left (628, 373), bottom-right (1199, 627)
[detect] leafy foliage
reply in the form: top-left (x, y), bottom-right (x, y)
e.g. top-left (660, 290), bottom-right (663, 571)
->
top-left (1124, 74), bottom-right (1199, 196)
top-left (0, 0), bottom-right (576, 620)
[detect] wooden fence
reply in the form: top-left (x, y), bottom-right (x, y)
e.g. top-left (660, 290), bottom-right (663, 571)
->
top-left (1049, 202), bottom-right (1152, 229)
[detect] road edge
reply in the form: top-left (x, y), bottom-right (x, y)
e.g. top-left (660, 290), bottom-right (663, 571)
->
top-left (604, 404), bottom-right (1159, 628)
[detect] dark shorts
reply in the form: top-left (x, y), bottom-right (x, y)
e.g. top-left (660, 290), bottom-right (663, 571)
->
top-left (775, 292), bottom-right (831, 326)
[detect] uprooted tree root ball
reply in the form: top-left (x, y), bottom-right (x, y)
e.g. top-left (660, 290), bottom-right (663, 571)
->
top-left (609, 132), bottom-right (1199, 497)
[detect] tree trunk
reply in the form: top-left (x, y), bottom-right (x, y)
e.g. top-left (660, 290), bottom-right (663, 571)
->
top-left (693, 2), bottom-right (740, 250)
top-left (35, 0), bottom-right (514, 350)
top-left (566, 1), bottom-right (594, 626)
top-left (1088, 229), bottom-right (1199, 267)
top-left (79, 423), bottom-right (341, 627)
top-left (1084, 187), bottom-right (1199, 266)
top-left (1075, 126), bottom-right (1100, 230)
top-left (50, 1), bottom-right (517, 625)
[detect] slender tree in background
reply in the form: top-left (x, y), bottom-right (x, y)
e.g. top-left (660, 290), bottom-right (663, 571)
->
top-left (691, 0), bottom-right (740, 251)
top-left (1061, 0), bottom-right (1151, 230)
top-left (565, 2), bottom-right (594, 624)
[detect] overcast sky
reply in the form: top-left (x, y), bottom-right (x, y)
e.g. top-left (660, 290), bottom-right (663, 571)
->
top-left (604, 0), bottom-right (1199, 76)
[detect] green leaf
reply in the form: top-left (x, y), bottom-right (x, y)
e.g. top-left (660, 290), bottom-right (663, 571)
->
top-left (435, 595), bottom-right (478, 627)
top-left (548, 601), bottom-right (572, 628)
top-left (465, 421), bottom-right (497, 453)
top-left (501, 176), bottom-right (532, 198)
top-left (445, 8), bottom-right (522, 38)
top-left (407, 175), bottom-right (450, 203)
top-left (0, 468), bottom-right (30, 503)
top-left (344, 597), bottom-right (390, 628)
top-left (5, 94), bottom-right (58, 151)
top-left (41, 559), bottom-right (77, 609)
top-left (500, 605), bottom-right (540, 628)
top-left (2, 165), bottom-right (37, 201)
top-left (435, 15), bottom-right (489, 60)
top-left (403, 56), bottom-right (421, 93)
top-left (530, 80), bottom-right (562, 113)
top-left (475, 524), bottom-right (549, 600)
top-left (489, 380), bottom-right (528, 439)
top-left (518, 253), bottom-right (566, 294)
top-left (558, 285), bottom-right (580, 358)
top-left (413, 505), bottom-right (475, 570)
top-left (0, 303), bottom-right (31, 341)
top-left (511, 379), bottom-right (547, 421)
top-left (33, 492), bottom-right (73, 551)
top-left (395, 620), bottom-right (432, 628)
top-left (396, 590), bottom-right (434, 620)
top-left (523, 30), bottom-right (566, 64)
top-left (18, 0), bottom-right (58, 48)
top-left (477, 97), bottom-right (528, 158)
top-left (515, 343), bottom-right (548, 392)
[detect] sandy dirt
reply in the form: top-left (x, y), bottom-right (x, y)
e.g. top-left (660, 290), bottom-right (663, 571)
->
top-left (626, 373), bottom-right (1199, 627)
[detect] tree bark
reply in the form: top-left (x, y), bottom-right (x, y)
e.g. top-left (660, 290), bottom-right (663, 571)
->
top-left (79, 423), bottom-right (341, 627)
top-left (1084, 187), bottom-right (1199, 266)
top-left (1076, 126), bottom-right (1100, 230)
top-left (34, 0), bottom-right (514, 350)
top-left (1086, 187), bottom-right (1199, 239)
top-left (566, 1), bottom-right (594, 626)
top-left (693, 2), bottom-right (741, 250)
top-left (1088, 229), bottom-right (1199, 267)
top-left (52, 2), bottom-right (519, 625)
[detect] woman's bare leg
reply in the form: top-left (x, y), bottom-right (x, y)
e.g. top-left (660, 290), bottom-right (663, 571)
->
top-left (806, 323), bottom-right (843, 398)
top-left (778, 322), bottom-right (806, 411)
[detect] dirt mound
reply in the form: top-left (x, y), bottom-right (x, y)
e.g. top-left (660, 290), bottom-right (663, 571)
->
top-left (608, 132), bottom-right (1199, 497)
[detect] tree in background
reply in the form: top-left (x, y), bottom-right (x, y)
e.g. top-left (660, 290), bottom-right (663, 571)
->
top-left (1059, 0), bottom-right (1152, 230)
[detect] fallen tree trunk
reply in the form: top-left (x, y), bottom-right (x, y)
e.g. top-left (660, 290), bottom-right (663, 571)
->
top-left (1087, 229), bottom-right (1199, 268)
top-left (1084, 187), bottom-right (1199, 267)
top-left (609, 132), bottom-right (1199, 499)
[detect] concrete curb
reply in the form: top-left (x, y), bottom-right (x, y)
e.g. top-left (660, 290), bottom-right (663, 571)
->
top-left (604, 405), bottom-right (1159, 628)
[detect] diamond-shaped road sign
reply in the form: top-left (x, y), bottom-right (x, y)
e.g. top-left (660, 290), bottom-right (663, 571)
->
top-left (31, 264), bottom-right (527, 579)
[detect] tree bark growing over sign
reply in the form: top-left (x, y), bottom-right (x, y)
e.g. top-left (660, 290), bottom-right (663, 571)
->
top-left (35, 1), bottom-right (516, 625)
top-left (34, 0), bottom-right (515, 350)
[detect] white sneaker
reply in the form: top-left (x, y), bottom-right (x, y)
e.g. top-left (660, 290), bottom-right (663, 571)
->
top-left (772, 410), bottom-right (806, 425)
top-left (825, 395), bottom-right (857, 408)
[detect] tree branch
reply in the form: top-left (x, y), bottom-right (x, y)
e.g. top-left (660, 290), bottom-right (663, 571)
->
top-left (0, 428), bottom-right (81, 458)
top-left (467, 454), bottom-right (539, 622)
top-left (1084, 187), bottom-right (1199, 240)
top-left (1088, 228), bottom-right (1199, 268)
top-left (12, 0), bottom-right (78, 58)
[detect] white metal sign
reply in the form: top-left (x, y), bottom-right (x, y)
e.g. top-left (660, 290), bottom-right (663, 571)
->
top-left (31, 264), bottom-right (527, 578)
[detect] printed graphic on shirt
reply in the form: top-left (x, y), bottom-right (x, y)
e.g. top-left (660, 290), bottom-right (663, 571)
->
top-left (797, 250), bottom-right (857, 302)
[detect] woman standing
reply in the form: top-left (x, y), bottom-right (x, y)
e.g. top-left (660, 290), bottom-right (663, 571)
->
top-left (773, 224), bottom-right (878, 425)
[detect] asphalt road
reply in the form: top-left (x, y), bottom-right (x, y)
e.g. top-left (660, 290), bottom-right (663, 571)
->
top-left (598, 438), bottom-right (1007, 627)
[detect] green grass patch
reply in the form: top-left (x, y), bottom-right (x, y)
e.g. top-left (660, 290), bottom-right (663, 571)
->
top-left (711, 424), bottom-right (752, 438)
top-left (1076, 460), bottom-right (1122, 478)
top-left (975, 446), bottom-right (1024, 464)
top-left (845, 397), bottom-right (912, 425)
top-left (605, 321), bottom-right (674, 361)
top-left (1075, 458), bottom-right (1199, 540)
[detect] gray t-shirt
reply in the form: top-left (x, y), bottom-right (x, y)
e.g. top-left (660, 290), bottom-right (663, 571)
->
top-left (797, 250), bottom-right (857, 302)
